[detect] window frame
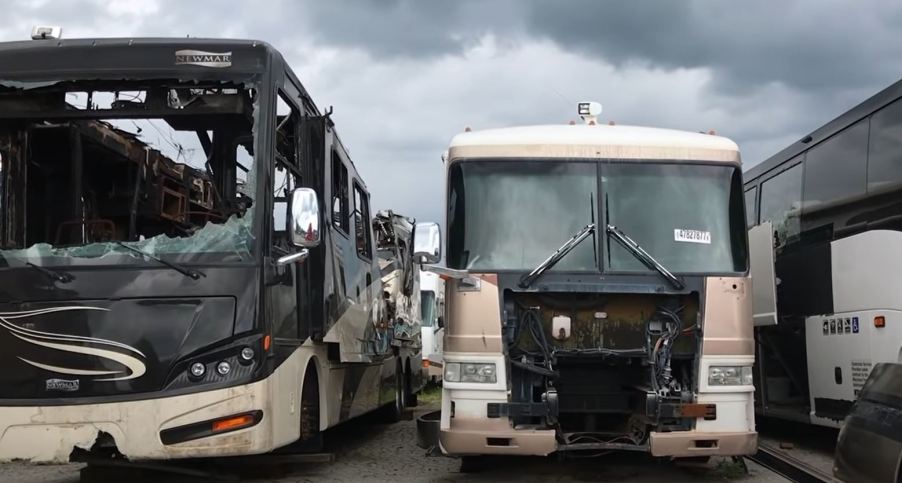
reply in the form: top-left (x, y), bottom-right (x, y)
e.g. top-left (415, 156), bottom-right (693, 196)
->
top-left (352, 180), bottom-right (373, 261)
top-left (331, 150), bottom-right (350, 237)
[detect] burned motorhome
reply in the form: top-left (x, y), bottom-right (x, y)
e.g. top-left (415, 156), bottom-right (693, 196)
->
top-left (374, 211), bottom-right (421, 339)
top-left (419, 103), bottom-right (756, 463)
top-left (373, 210), bottom-right (427, 395)
top-left (0, 36), bottom-right (439, 463)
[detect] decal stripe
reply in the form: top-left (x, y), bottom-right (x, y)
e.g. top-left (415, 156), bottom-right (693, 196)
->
top-left (17, 358), bottom-right (119, 377)
top-left (0, 307), bottom-right (146, 357)
top-left (9, 331), bottom-right (147, 381)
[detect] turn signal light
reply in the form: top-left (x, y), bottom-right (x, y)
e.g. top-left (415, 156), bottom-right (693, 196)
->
top-left (875, 316), bottom-right (886, 328)
top-left (212, 414), bottom-right (256, 433)
top-left (422, 359), bottom-right (431, 369)
top-left (263, 335), bottom-right (272, 351)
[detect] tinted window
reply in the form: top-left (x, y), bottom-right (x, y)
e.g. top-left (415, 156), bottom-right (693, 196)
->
top-left (760, 161), bottom-right (802, 246)
top-left (447, 161), bottom-right (598, 271)
top-left (605, 163), bottom-right (746, 273)
top-left (745, 187), bottom-right (757, 227)
top-left (802, 119), bottom-right (868, 212)
top-left (331, 152), bottom-right (349, 233)
top-left (868, 99), bottom-right (902, 194)
top-left (353, 183), bottom-right (372, 259)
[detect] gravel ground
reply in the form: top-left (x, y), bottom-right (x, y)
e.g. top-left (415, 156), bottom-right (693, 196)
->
top-left (0, 404), bottom-right (787, 483)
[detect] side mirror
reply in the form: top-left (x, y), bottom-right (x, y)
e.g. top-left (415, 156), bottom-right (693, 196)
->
top-left (436, 316), bottom-right (444, 330)
top-left (413, 222), bottom-right (441, 264)
top-left (290, 187), bottom-right (321, 248)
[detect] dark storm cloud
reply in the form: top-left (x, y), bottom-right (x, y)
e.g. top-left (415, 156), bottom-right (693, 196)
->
top-left (3, 0), bottom-right (901, 227)
top-left (518, 0), bottom-right (902, 94)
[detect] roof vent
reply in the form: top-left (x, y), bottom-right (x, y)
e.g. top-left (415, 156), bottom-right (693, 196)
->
top-left (31, 26), bottom-right (62, 40)
top-left (577, 101), bottom-right (602, 125)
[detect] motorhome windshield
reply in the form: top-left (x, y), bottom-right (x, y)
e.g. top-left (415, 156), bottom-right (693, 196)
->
top-left (447, 159), bottom-right (747, 274)
top-left (447, 160), bottom-right (598, 271)
top-left (0, 79), bottom-right (259, 268)
top-left (604, 163), bottom-right (747, 274)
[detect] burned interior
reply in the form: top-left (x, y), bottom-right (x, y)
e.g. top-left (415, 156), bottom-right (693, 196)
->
top-left (0, 80), bottom-right (258, 265)
top-left (499, 289), bottom-right (703, 449)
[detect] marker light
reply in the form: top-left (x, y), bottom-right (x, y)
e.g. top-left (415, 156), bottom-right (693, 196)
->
top-left (189, 362), bottom-right (206, 378)
top-left (216, 361), bottom-right (232, 376)
top-left (211, 414), bottom-right (256, 433)
top-left (875, 316), bottom-right (886, 328)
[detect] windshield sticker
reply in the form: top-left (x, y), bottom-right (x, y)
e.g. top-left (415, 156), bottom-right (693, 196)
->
top-left (674, 229), bottom-right (711, 244)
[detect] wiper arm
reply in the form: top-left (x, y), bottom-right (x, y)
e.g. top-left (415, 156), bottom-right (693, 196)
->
top-left (26, 263), bottom-right (74, 283)
top-left (605, 224), bottom-right (684, 290)
top-left (115, 242), bottom-right (205, 280)
top-left (519, 224), bottom-right (596, 289)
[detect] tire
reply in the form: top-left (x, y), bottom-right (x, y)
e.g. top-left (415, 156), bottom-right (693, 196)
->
top-left (405, 358), bottom-right (418, 408)
top-left (379, 360), bottom-right (406, 423)
top-left (297, 364), bottom-right (323, 452)
top-left (460, 456), bottom-right (486, 473)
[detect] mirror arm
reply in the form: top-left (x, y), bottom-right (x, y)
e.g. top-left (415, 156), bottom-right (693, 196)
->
top-left (277, 249), bottom-right (309, 266)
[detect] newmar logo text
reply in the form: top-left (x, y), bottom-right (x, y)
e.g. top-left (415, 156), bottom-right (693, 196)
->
top-left (46, 378), bottom-right (79, 392)
top-left (175, 50), bottom-right (232, 68)
top-left (0, 307), bottom-right (147, 383)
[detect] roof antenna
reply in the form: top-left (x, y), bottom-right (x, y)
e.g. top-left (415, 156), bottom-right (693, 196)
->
top-left (577, 102), bottom-right (602, 125)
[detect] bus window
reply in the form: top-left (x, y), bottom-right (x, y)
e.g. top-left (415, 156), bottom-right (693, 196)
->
top-left (745, 187), bottom-right (757, 228)
top-left (868, 98), bottom-right (902, 195)
top-left (331, 152), bottom-right (349, 234)
top-left (760, 161), bottom-right (802, 246)
top-left (353, 183), bottom-right (372, 259)
top-left (802, 119), bottom-right (868, 211)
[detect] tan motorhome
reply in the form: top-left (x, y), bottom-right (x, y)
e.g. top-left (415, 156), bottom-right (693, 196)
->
top-left (418, 103), bottom-right (756, 466)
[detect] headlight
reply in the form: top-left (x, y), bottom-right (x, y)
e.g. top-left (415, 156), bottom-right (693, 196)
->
top-left (708, 365), bottom-right (753, 386)
top-left (444, 362), bottom-right (497, 383)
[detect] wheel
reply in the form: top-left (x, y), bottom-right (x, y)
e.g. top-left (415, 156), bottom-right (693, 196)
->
top-left (379, 360), bottom-right (406, 423)
top-left (297, 365), bottom-right (323, 451)
top-left (405, 359), bottom-right (419, 407)
top-left (460, 456), bottom-right (486, 473)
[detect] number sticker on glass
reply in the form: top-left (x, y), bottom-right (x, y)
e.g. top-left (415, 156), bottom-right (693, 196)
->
top-left (673, 229), bottom-right (711, 244)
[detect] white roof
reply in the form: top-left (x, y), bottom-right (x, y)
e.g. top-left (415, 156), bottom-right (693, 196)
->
top-left (448, 124), bottom-right (740, 163)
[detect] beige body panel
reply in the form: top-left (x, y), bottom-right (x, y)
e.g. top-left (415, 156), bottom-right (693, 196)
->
top-left (702, 276), bottom-right (755, 356)
top-left (0, 343), bottom-right (393, 463)
top-left (448, 143), bottom-right (740, 164)
top-left (444, 276), bottom-right (503, 353)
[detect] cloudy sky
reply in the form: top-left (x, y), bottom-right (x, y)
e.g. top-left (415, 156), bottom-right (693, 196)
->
top-left (3, 0), bottom-right (901, 226)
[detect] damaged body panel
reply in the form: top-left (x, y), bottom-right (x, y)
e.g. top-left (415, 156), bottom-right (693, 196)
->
top-left (0, 37), bottom-right (405, 463)
top-left (373, 210), bottom-right (426, 391)
top-left (424, 121), bottom-right (757, 459)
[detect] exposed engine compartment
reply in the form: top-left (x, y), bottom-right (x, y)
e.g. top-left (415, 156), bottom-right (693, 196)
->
top-left (500, 291), bottom-right (703, 450)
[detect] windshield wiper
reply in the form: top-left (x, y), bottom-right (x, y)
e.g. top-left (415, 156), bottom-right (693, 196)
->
top-left (519, 224), bottom-right (596, 289)
top-left (26, 263), bottom-right (74, 283)
top-left (115, 242), bottom-right (205, 280)
top-left (605, 224), bottom-right (684, 290)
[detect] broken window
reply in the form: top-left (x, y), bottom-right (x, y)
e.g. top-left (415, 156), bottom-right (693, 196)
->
top-left (272, 92), bottom-right (301, 253)
top-left (0, 80), bottom-right (259, 266)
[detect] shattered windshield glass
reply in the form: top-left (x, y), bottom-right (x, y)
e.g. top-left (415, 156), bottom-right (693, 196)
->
top-left (0, 80), bottom-right (259, 266)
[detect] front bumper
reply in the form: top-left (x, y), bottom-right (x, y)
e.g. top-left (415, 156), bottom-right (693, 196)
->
top-left (0, 377), bottom-right (275, 463)
top-left (439, 416), bottom-right (557, 456)
top-left (649, 430), bottom-right (757, 457)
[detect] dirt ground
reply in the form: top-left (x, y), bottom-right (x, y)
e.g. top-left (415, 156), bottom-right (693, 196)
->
top-left (0, 400), bottom-right (788, 483)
